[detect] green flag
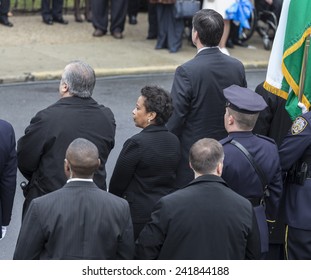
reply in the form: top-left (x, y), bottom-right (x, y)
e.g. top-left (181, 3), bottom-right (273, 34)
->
top-left (264, 0), bottom-right (311, 120)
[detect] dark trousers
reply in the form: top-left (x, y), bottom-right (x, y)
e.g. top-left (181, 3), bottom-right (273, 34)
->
top-left (41, 0), bottom-right (64, 21)
top-left (286, 226), bottom-right (311, 260)
top-left (92, 0), bottom-right (128, 33)
top-left (0, 0), bottom-right (10, 18)
top-left (128, 0), bottom-right (140, 16)
top-left (148, 3), bottom-right (157, 38)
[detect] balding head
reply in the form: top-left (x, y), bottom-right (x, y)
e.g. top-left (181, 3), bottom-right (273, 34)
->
top-left (64, 138), bottom-right (100, 179)
top-left (189, 138), bottom-right (224, 177)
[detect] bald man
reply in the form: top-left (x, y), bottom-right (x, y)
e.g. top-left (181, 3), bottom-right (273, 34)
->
top-left (14, 138), bottom-right (134, 260)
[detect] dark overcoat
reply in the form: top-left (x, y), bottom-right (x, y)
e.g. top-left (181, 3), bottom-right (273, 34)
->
top-left (17, 96), bottom-right (116, 194)
top-left (135, 174), bottom-right (260, 260)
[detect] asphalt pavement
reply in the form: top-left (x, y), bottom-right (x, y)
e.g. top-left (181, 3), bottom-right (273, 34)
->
top-left (0, 12), bottom-right (270, 84)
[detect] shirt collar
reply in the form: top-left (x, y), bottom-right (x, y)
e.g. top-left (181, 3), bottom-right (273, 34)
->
top-left (67, 178), bottom-right (93, 183)
top-left (197, 46), bottom-right (219, 53)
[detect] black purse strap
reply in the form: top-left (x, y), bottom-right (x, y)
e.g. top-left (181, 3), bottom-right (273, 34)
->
top-left (230, 139), bottom-right (269, 195)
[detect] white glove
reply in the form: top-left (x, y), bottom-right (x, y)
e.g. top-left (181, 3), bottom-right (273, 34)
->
top-left (0, 226), bottom-right (7, 240)
top-left (298, 102), bottom-right (308, 114)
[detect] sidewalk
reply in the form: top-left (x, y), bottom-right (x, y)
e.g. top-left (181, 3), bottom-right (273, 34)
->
top-left (0, 12), bottom-right (270, 84)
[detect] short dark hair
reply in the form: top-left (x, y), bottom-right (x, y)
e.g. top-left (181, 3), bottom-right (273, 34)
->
top-left (141, 85), bottom-right (173, 125)
top-left (189, 138), bottom-right (224, 174)
top-left (66, 138), bottom-right (99, 177)
top-left (192, 9), bottom-right (224, 47)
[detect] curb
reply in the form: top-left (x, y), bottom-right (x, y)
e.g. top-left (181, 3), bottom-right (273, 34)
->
top-left (0, 62), bottom-right (268, 85)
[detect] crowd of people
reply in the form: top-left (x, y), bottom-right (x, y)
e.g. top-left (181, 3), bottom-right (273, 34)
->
top-left (0, 4), bottom-right (310, 261)
top-left (0, 0), bottom-right (282, 54)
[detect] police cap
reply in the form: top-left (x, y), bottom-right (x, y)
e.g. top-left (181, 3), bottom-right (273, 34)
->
top-left (223, 85), bottom-right (267, 114)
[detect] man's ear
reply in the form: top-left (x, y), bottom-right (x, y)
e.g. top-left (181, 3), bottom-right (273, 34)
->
top-left (216, 161), bottom-right (223, 176)
top-left (228, 114), bottom-right (234, 125)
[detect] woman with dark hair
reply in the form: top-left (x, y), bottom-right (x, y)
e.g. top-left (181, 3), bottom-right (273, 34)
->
top-left (109, 85), bottom-right (181, 239)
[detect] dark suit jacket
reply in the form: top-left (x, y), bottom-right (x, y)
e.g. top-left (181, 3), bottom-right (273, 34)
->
top-left (17, 96), bottom-right (116, 194)
top-left (135, 174), bottom-right (260, 260)
top-left (166, 47), bottom-right (247, 187)
top-left (109, 125), bottom-right (181, 238)
top-left (0, 120), bottom-right (17, 231)
top-left (13, 181), bottom-right (134, 260)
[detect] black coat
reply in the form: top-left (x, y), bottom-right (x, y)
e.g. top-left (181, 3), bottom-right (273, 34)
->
top-left (0, 120), bottom-right (17, 231)
top-left (17, 96), bottom-right (116, 194)
top-left (13, 181), bottom-right (134, 260)
top-left (109, 125), bottom-right (181, 239)
top-left (166, 47), bottom-right (247, 187)
top-left (135, 174), bottom-right (260, 260)
top-left (253, 82), bottom-right (292, 147)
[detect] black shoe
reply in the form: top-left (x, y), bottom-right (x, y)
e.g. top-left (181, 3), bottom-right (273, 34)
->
top-left (53, 17), bottom-right (68, 25)
top-left (146, 34), bottom-right (157, 40)
top-left (0, 17), bottom-right (13, 27)
top-left (43, 19), bottom-right (53, 25)
top-left (112, 32), bottom-right (123, 39)
top-left (226, 39), bottom-right (234, 49)
top-left (129, 15), bottom-right (137, 25)
top-left (233, 39), bottom-right (248, 48)
top-left (92, 28), bottom-right (107, 37)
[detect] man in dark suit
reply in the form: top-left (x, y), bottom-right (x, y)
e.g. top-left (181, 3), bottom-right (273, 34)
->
top-left (166, 9), bottom-right (247, 188)
top-left (17, 60), bottom-right (116, 218)
top-left (14, 138), bottom-right (134, 260)
top-left (41, 0), bottom-right (68, 25)
top-left (0, 119), bottom-right (17, 240)
top-left (92, 0), bottom-right (128, 39)
top-left (135, 138), bottom-right (260, 260)
top-left (220, 85), bottom-right (283, 256)
top-left (0, 0), bottom-right (13, 27)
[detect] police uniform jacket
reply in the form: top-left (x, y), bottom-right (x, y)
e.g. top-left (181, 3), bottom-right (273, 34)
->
top-left (0, 120), bottom-right (17, 232)
top-left (17, 96), bottom-right (116, 193)
top-left (135, 174), bottom-right (260, 260)
top-left (220, 131), bottom-right (283, 252)
top-left (109, 125), bottom-right (181, 237)
top-left (279, 112), bottom-right (311, 230)
top-left (13, 181), bottom-right (134, 260)
top-left (166, 47), bottom-right (247, 187)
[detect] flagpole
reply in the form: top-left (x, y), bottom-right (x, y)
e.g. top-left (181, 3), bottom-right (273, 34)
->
top-left (298, 34), bottom-right (311, 103)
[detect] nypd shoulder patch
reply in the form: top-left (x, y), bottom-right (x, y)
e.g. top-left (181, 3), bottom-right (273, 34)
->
top-left (291, 117), bottom-right (307, 135)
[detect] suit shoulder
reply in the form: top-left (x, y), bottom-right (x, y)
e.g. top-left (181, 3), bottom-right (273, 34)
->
top-left (0, 119), bottom-right (14, 132)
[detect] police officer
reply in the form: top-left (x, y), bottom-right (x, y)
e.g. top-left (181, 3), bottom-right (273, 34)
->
top-left (220, 85), bottom-right (283, 257)
top-left (279, 112), bottom-right (311, 259)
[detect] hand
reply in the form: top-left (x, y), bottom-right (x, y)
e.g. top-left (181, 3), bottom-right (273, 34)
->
top-left (265, 0), bottom-right (273, 5)
top-left (0, 227), bottom-right (7, 240)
